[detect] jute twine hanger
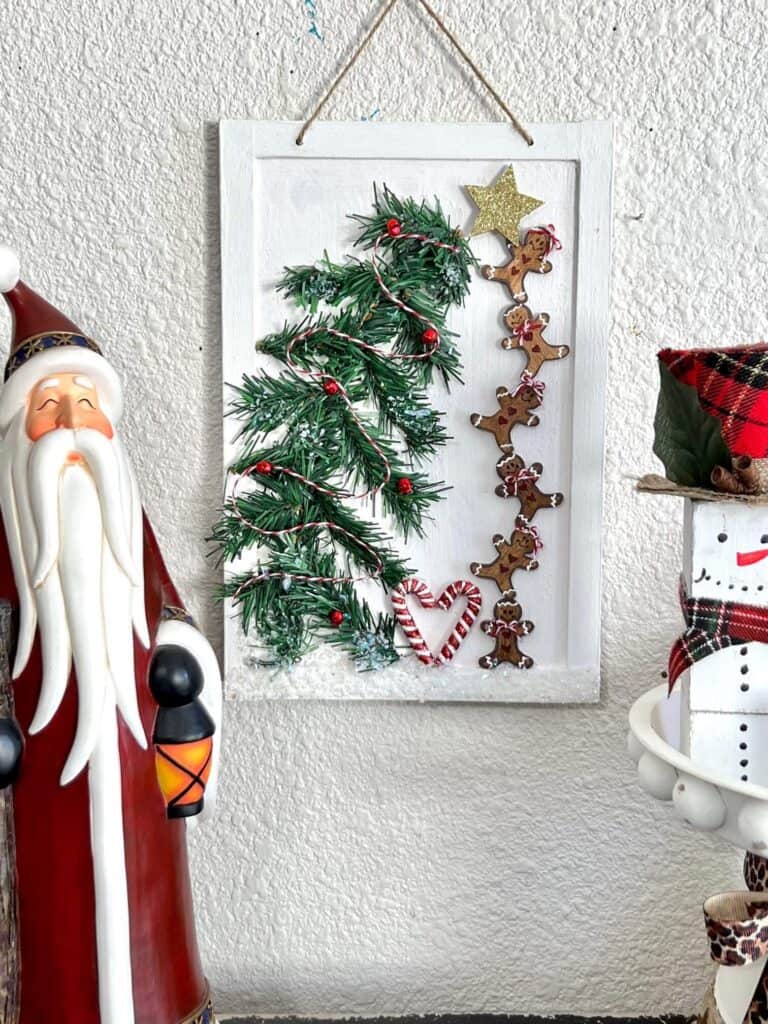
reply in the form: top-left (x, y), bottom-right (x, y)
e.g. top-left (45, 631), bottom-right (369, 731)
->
top-left (295, 0), bottom-right (534, 148)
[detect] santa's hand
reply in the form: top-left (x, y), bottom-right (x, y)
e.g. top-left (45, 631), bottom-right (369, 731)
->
top-left (149, 644), bottom-right (204, 707)
top-left (0, 718), bottom-right (24, 789)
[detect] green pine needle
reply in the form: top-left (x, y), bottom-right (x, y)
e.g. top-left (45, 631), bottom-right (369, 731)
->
top-left (213, 184), bottom-right (475, 670)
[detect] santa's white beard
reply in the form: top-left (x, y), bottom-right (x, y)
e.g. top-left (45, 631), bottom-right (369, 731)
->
top-left (0, 414), bottom-right (150, 785)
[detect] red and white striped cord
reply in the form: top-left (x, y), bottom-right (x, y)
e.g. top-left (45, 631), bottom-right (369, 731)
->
top-left (504, 465), bottom-right (540, 494)
top-left (231, 227), bottom-right (460, 594)
top-left (514, 370), bottom-right (546, 399)
top-left (517, 521), bottom-right (543, 552)
top-left (391, 578), bottom-right (483, 667)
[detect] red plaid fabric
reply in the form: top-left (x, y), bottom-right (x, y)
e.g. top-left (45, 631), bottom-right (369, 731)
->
top-left (660, 345), bottom-right (768, 458)
top-left (668, 578), bottom-right (768, 692)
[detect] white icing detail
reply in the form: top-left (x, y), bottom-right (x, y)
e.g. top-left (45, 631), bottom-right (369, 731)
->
top-left (0, 246), bottom-right (20, 293)
top-left (73, 375), bottom-right (93, 388)
top-left (156, 617), bottom-right (222, 824)
top-left (39, 377), bottom-right (61, 390)
top-left (89, 700), bottom-right (135, 1024)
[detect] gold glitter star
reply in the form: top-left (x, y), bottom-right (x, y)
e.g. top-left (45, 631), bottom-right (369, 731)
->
top-left (465, 166), bottom-right (543, 242)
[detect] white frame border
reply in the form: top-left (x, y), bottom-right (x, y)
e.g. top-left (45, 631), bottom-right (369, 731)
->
top-left (220, 120), bottom-right (612, 703)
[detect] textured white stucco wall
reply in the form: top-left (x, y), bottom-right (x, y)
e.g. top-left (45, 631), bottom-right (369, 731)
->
top-left (1, 0), bottom-right (767, 1017)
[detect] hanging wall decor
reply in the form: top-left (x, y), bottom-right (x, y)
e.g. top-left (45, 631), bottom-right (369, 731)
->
top-left (219, 120), bottom-right (612, 701)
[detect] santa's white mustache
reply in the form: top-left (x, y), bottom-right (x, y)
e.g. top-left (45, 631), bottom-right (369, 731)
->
top-left (28, 428), bottom-right (139, 590)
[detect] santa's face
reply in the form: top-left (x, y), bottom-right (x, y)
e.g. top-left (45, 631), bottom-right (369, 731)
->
top-left (689, 502), bottom-right (768, 603)
top-left (25, 373), bottom-right (113, 441)
top-left (0, 370), bottom-right (149, 785)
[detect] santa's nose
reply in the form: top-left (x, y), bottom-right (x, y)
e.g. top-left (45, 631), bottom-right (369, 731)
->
top-left (55, 395), bottom-right (88, 430)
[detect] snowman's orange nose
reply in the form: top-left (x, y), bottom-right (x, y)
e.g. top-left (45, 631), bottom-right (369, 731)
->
top-left (737, 549), bottom-right (768, 566)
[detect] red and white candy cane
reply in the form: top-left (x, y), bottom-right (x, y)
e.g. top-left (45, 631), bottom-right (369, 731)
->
top-left (231, 225), bottom-right (461, 592)
top-left (391, 577), bottom-right (483, 667)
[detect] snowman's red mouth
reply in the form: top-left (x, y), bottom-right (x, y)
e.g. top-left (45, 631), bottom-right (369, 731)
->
top-left (737, 549), bottom-right (768, 566)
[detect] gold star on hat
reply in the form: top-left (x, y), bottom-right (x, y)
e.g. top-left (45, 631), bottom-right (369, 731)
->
top-left (465, 166), bottom-right (543, 241)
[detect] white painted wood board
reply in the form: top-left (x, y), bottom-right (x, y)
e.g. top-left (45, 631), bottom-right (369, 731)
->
top-left (220, 120), bottom-right (612, 702)
top-left (681, 499), bottom-right (768, 785)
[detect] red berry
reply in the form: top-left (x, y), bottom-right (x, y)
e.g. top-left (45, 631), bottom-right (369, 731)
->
top-left (421, 327), bottom-right (438, 345)
top-left (386, 218), bottom-right (402, 237)
top-left (323, 379), bottom-right (340, 396)
top-left (255, 460), bottom-right (273, 474)
top-left (329, 609), bottom-right (344, 627)
top-left (397, 477), bottom-right (413, 495)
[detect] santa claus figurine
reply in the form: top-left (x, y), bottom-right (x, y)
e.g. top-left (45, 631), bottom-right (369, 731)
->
top-left (0, 246), bottom-right (222, 1024)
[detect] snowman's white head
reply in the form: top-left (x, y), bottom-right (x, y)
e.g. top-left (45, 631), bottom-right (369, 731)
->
top-left (690, 502), bottom-right (768, 604)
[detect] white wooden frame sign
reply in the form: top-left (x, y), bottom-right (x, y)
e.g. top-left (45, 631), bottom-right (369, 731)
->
top-left (220, 120), bottom-right (612, 702)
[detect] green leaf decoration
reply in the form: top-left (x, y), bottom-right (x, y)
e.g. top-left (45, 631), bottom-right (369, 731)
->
top-left (653, 359), bottom-right (730, 487)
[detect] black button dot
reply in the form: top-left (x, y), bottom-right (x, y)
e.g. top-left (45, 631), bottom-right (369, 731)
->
top-left (741, 723), bottom-right (749, 732)
top-left (742, 775), bottom-right (749, 782)
top-left (741, 647), bottom-right (749, 655)
top-left (718, 533), bottom-right (728, 542)
top-left (760, 585), bottom-right (765, 591)
top-left (761, 534), bottom-right (768, 544)
top-left (741, 665), bottom-right (750, 675)
top-left (740, 742), bottom-right (748, 750)
top-left (741, 759), bottom-right (749, 767)
top-left (741, 683), bottom-right (750, 692)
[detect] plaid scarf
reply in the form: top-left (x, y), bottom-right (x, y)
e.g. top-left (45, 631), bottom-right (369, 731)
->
top-left (668, 578), bottom-right (768, 692)
top-left (660, 345), bottom-right (768, 458)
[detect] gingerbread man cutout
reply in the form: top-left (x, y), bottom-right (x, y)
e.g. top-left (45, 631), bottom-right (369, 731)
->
top-left (478, 590), bottom-right (534, 670)
top-left (470, 517), bottom-right (541, 592)
top-left (501, 306), bottom-right (569, 377)
top-left (480, 226), bottom-right (560, 304)
top-left (470, 374), bottom-right (543, 452)
top-left (495, 453), bottom-right (564, 522)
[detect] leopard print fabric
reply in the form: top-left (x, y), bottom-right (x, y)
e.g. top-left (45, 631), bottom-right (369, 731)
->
top-left (744, 855), bottom-right (768, 1024)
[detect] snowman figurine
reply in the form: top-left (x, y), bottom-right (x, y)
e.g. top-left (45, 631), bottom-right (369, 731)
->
top-left (677, 499), bottom-right (768, 785)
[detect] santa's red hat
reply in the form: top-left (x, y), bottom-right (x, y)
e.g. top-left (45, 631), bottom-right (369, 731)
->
top-left (0, 246), bottom-right (123, 432)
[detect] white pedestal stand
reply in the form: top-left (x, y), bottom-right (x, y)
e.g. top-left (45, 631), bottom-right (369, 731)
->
top-left (629, 685), bottom-right (768, 1024)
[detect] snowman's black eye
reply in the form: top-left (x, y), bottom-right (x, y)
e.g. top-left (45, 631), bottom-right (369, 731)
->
top-left (761, 534), bottom-right (768, 544)
top-left (718, 532), bottom-right (728, 542)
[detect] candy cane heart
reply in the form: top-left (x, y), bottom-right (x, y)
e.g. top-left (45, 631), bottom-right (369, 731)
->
top-left (391, 578), bottom-right (482, 667)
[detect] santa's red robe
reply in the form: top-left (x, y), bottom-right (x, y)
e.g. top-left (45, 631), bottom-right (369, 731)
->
top-left (1, 513), bottom-right (209, 1024)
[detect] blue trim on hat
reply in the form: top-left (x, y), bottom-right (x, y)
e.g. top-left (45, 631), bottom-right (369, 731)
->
top-left (4, 332), bottom-right (102, 380)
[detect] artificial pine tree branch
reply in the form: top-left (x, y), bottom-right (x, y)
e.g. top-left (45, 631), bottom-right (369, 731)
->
top-left (215, 184), bottom-right (475, 669)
